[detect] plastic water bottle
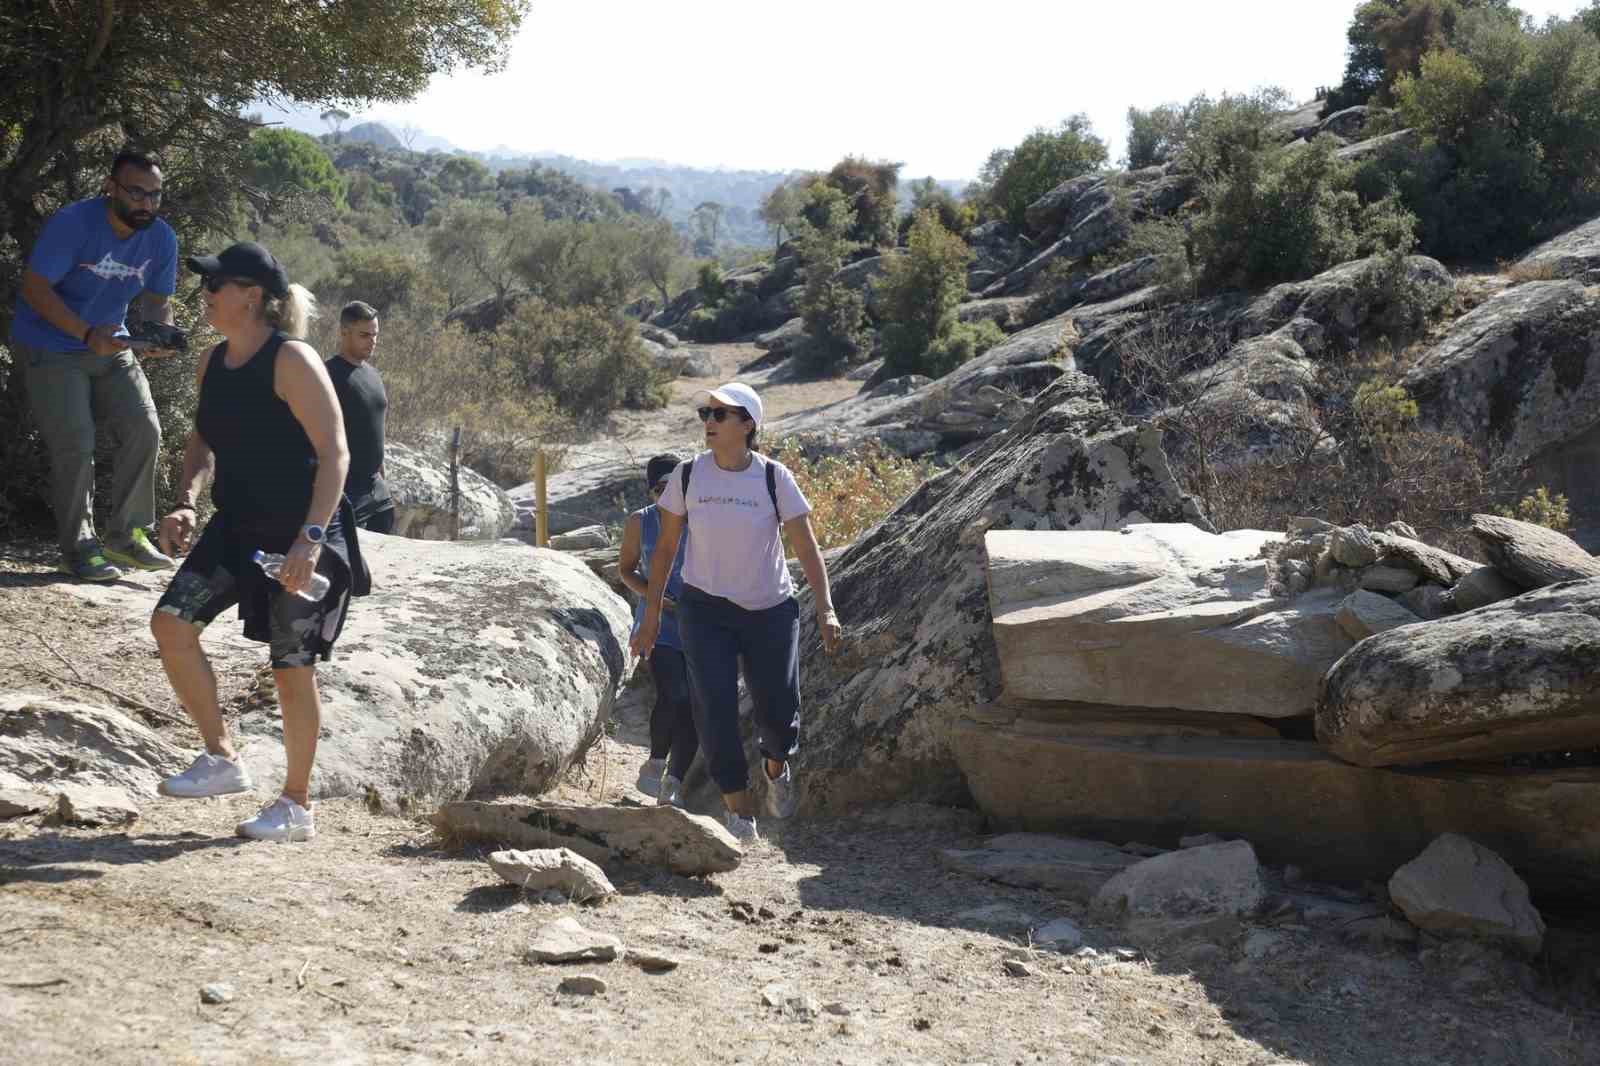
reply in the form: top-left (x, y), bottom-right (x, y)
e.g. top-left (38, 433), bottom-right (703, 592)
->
top-left (251, 549), bottom-right (330, 602)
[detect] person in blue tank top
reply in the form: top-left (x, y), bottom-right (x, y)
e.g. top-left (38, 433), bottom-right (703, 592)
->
top-left (618, 453), bottom-right (698, 807)
top-left (11, 149), bottom-right (183, 581)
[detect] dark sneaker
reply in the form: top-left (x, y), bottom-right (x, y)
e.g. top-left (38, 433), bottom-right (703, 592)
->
top-left (104, 527), bottom-right (174, 571)
top-left (59, 544), bottom-right (122, 583)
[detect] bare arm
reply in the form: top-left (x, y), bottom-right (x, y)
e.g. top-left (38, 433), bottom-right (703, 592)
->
top-left (628, 508), bottom-right (685, 658)
top-left (140, 291), bottom-right (175, 326)
top-left (275, 340), bottom-right (350, 595)
top-left (618, 513), bottom-right (647, 598)
top-left (19, 268), bottom-right (123, 356)
top-left (158, 354), bottom-right (215, 556)
top-left (785, 513), bottom-right (840, 652)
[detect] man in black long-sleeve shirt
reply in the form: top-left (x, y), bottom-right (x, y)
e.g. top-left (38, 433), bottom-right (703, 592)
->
top-left (325, 301), bottom-right (395, 533)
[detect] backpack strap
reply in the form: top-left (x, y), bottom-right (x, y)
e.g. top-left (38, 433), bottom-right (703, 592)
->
top-left (680, 458), bottom-right (692, 507)
top-left (766, 459), bottom-right (780, 520)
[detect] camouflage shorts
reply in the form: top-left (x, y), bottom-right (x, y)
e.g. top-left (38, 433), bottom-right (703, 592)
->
top-left (155, 523), bottom-right (346, 669)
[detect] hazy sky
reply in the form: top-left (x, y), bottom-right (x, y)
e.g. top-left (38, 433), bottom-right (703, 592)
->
top-left (329, 0), bottom-right (1592, 179)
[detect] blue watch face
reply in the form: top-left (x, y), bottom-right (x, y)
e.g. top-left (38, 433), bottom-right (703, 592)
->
top-left (303, 524), bottom-right (325, 543)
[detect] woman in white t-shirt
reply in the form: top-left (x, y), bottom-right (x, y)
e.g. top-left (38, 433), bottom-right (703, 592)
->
top-left (629, 381), bottom-right (841, 843)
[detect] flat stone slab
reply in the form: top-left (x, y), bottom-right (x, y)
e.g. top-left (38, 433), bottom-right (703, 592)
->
top-left (55, 783), bottom-right (139, 827)
top-left (524, 916), bottom-right (622, 964)
top-left (954, 719), bottom-right (1600, 901)
top-left (1390, 834), bottom-right (1545, 956)
top-left (434, 800), bottom-right (741, 876)
top-left (939, 832), bottom-right (1145, 902)
top-left (487, 847), bottom-right (616, 902)
top-left (0, 788), bottom-right (51, 818)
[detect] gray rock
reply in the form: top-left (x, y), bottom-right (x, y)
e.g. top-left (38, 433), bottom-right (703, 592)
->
top-left (1242, 929), bottom-right (1285, 960)
top-left (1238, 256), bottom-right (1453, 346)
top-left (679, 352), bottom-right (718, 378)
top-left (1468, 513), bottom-right (1600, 590)
top-left (1318, 577), bottom-right (1600, 766)
top-left (954, 903), bottom-right (1037, 935)
top-left (1032, 918), bottom-right (1084, 952)
top-left (1336, 589), bottom-right (1423, 641)
top-left (487, 848), bottom-right (616, 902)
top-left (939, 833), bottom-right (1143, 901)
top-left (199, 983), bottom-right (235, 1005)
top-left (1024, 173), bottom-right (1106, 236)
top-left (1358, 565), bottom-right (1419, 594)
top-left (1514, 214), bottom-right (1600, 280)
top-left (625, 950), bottom-right (680, 973)
top-left (434, 800), bottom-right (741, 876)
top-left (755, 316), bottom-right (807, 355)
top-left (0, 788), bottom-right (50, 818)
top-left (0, 694), bottom-right (186, 798)
top-left (858, 802), bottom-right (983, 834)
top-left (547, 525), bottom-right (610, 551)
top-left (1334, 128), bottom-right (1419, 163)
top-left (1092, 840), bottom-right (1265, 921)
top-left (524, 916), bottom-right (623, 964)
top-left (1385, 521), bottom-right (1419, 539)
top-left (1373, 533), bottom-right (1479, 587)
top-left (957, 296), bottom-right (1035, 332)
top-left (1318, 105), bottom-right (1372, 140)
top-left (384, 441), bottom-right (518, 541)
top-left (55, 784), bottom-right (139, 827)
top-left (1389, 834), bottom-right (1545, 956)
top-left (638, 324), bottom-right (681, 348)
top-left (1330, 524), bottom-right (1379, 567)
top-left (1450, 566), bottom-right (1522, 612)
top-left (846, 358), bottom-right (883, 382)
top-left (792, 371), bottom-right (1201, 813)
top-left (1180, 833), bottom-right (1227, 849)
top-left (1002, 958), bottom-right (1034, 978)
top-left (557, 973), bottom-right (608, 995)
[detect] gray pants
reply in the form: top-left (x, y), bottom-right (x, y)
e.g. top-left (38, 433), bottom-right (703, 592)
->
top-left (15, 340), bottom-right (161, 555)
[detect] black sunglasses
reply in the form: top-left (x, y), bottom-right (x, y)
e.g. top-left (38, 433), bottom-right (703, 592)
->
top-left (697, 405), bottom-right (749, 423)
top-left (115, 180), bottom-right (163, 204)
top-left (202, 275), bottom-right (257, 293)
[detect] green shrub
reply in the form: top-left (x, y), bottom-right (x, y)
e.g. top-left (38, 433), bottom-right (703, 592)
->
top-left (822, 158), bottom-right (901, 249)
top-left (877, 210), bottom-right (974, 376)
top-left (975, 115), bottom-right (1109, 231)
top-left (793, 184), bottom-right (866, 375)
top-left (494, 299), bottom-right (670, 417)
top-left (1496, 486), bottom-right (1571, 532)
top-left (329, 246), bottom-right (424, 313)
top-left (768, 439), bottom-right (934, 550)
top-left (921, 320), bottom-right (1006, 378)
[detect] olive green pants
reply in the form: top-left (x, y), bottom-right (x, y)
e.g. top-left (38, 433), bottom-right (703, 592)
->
top-left (16, 340), bottom-right (161, 556)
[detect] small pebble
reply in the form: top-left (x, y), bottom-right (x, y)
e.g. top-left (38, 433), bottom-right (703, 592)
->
top-left (199, 983), bottom-right (234, 1005)
top-left (557, 974), bottom-right (607, 996)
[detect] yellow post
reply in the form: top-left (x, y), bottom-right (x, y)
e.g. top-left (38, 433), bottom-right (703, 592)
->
top-left (535, 448), bottom-right (549, 547)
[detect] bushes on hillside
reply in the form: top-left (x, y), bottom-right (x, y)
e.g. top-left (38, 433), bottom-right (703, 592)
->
top-left (875, 210), bottom-right (1002, 377)
top-left (496, 299), bottom-right (670, 418)
top-left (768, 439), bottom-right (933, 550)
top-left (973, 114), bottom-right (1109, 231)
top-left (793, 184), bottom-right (867, 375)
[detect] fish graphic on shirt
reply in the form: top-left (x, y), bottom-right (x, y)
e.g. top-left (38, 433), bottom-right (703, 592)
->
top-left (80, 253), bottom-right (150, 285)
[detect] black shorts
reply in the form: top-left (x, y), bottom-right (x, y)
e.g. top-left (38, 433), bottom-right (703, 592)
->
top-left (155, 520), bottom-right (349, 669)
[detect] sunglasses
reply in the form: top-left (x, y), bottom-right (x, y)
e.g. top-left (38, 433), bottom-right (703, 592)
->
top-left (202, 275), bottom-right (257, 293)
top-left (697, 405), bottom-right (749, 423)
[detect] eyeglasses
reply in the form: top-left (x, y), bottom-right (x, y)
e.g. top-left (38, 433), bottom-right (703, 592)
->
top-left (115, 181), bottom-right (163, 204)
top-left (202, 276), bottom-right (256, 293)
top-left (697, 406), bottom-right (748, 423)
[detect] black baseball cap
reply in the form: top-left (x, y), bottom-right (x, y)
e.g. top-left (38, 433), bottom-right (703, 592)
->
top-left (646, 453), bottom-right (682, 490)
top-left (184, 241), bottom-right (289, 298)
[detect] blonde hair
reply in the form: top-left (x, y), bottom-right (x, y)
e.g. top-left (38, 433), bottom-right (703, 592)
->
top-left (262, 282), bottom-right (318, 339)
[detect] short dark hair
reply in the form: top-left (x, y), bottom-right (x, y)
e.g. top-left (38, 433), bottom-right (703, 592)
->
top-left (340, 301), bottom-right (378, 325)
top-left (110, 149), bottom-right (160, 178)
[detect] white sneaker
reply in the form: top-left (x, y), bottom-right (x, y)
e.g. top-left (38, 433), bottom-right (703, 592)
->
top-left (724, 812), bottom-right (759, 844)
top-left (658, 774), bottom-right (685, 808)
top-left (159, 752), bottom-right (254, 798)
top-left (764, 761), bottom-right (798, 820)
top-left (236, 796), bottom-right (316, 842)
top-left (635, 758), bottom-right (666, 797)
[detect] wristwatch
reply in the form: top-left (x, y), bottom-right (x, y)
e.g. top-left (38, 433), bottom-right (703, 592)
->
top-left (300, 523), bottom-right (326, 544)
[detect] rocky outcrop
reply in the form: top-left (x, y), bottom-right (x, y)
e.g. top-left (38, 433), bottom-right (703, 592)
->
top-left (1335, 589), bottom-right (1422, 640)
top-left (1514, 215), bottom-right (1600, 281)
top-left (1235, 255), bottom-right (1454, 346)
top-left (1403, 282), bottom-right (1600, 515)
top-left (967, 221), bottom-right (1027, 287)
top-left (385, 441), bottom-right (519, 541)
top-left (1317, 578), bottom-right (1600, 767)
top-left (1334, 128), bottom-right (1418, 163)
top-left (754, 317), bottom-right (807, 355)
top-left (953, 724), bottom-right (1600, 898)
top-left (792, 371), bottom-right (1201, 814)
top-left (986, 525), bottom-right (1351, 718)
top-left (957, 296), bottom-right (1035, 332)
top-left (1468, 513), bottom-right (1600, 589)
top-left (1389, 834), bottom-right (1545, 956)
top-left (1091, 840), bottom-right (1265, 920)
top-left (0, 694), bottom-right (186, 796)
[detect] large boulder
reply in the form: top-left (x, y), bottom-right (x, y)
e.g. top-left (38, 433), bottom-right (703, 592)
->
top-left (1389, 834), bottom-right (1545, 956)
top-left (384, 441), bottom-right (519, 541)
top-left (754, 317), bottom-right (807, 356)
top-left (1235, 255), bottom-right (1454, 346)
top-left (1513, 215), bottom-right (1600, 282)
top-left (791, 370), bottom-right (1201, 814)
top-left (1317, 577), bottom-right (1600, 766)
top-left (433, 799), bottom-right (741, 875)
top-left (513, 460), bottom-right (640, 538)
top-left (986, 525), bottom-right (1352, 718)
top-left (830, 253), bottom-right (900, 317)
top-left (1467, 513), bottom-right (1600, 589)
top-left (238, 538), bottom-right (633, 802)
top-left (0, 694), bottom-right (186, 796)
top-left (1403, 282), bottom-right (1600, 518)
top-left (1091, 840), bottom-right (1265, 921)
top-left (1334, 128), bottom-right (1418, 163)
top-left (954, 720), bottom-right (1600, 899)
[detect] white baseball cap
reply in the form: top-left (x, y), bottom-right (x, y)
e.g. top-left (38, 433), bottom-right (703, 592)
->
top-left (695, 381), bottom-right (764, 427)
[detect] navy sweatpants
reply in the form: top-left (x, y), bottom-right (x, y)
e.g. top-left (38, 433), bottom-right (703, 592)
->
top-left (677, 584), bottom-right (800, 796)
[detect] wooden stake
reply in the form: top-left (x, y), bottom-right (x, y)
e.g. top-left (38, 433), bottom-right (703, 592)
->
top-left (535, 448), bottom-right (549, 548)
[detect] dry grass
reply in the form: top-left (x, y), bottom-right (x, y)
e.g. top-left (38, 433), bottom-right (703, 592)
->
top-left (769, 440), bottom-right (933, 550)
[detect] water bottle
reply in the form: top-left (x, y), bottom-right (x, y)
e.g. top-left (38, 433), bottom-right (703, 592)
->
top-left (251, 549), bottom-right (330, 602)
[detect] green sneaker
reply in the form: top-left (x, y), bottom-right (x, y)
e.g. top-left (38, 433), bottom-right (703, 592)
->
top-left (104, 527), bottom-right (175, 571)
top-left (59, 543), bottom-right (123, 583)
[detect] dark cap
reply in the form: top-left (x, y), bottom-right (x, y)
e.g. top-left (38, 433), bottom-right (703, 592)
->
top-left (646, 453), bottom-right (682, 490)
top-left (185, 241), bottom-right (289, 298)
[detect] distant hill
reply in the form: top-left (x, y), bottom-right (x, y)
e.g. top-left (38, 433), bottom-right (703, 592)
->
top-left (344, 122), bottom-right (402, 150)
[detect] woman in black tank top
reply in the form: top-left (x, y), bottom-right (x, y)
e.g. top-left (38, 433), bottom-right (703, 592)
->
top-left (149, 241), bottom-right (368, 844)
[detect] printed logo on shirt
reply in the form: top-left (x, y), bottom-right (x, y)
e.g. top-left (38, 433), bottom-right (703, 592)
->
top-left (694, 494), bottom-right (762, 509)
top-left (80, 253), bottom-right (150, 285)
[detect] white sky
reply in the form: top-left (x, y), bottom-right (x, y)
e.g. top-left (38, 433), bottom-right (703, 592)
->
top-left (345, 0), bottom-right (1593, 180)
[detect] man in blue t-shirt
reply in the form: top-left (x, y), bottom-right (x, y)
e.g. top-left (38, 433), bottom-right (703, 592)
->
top-left (11, 149), bottom-right (182, 580)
